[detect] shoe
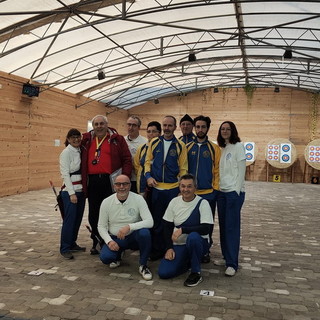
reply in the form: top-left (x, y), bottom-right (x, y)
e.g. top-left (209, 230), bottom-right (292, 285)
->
top-left (109, 261), bottom-right (121, 269)
top-left (213, 258), bottom-right (226, 266)
top-left (70, 244), bottom-right (86, 252)
top-left (61, 251), bottom-right (74, 260)
top-left (184, 272), bottom-right (203, 287)
top-left (139, 265), bottom-right (153, 281)
top-left (90, 247), bottom-right (99, 255)
top-left (201, 253), bottom-right (211, 263)
top-left (225, 266), bottom-right (236, 277)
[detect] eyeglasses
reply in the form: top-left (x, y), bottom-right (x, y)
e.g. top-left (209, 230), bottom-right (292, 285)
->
top-left (69, 135), bottom-right (81, 140)
top-left (147, 130), bottom-right (159, 134)
top-left (114, 182), bottom-right (130, 187)
top-left (127, 123), bottom-right (138, 127)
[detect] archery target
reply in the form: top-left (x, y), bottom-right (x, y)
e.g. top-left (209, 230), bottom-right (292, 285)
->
top-left (308, 146), bottom-right (320, 162)
top-left (280, 143), bottom-right (292, 164)
top-left (244, 142), bottom-right (255, 162)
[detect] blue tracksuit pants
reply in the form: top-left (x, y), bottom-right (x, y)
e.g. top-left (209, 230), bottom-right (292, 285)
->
top-left (217, 191), bottom-right (245, 270)
top-left (99, 228), bottom-right (151, 266)
top-left (158, 232), bottom-right (209, 279)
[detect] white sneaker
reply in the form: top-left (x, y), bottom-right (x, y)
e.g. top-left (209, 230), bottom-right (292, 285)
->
top-left (109, 261), bottom-right (121, 269)
top-left (139, 265), bottom-right (153, 280)
top-left (213, 258), bottom-right (226, 266)
top-left (225, 266), bottom-right (236, 277)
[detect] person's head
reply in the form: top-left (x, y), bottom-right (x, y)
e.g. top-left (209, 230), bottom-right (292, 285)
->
top-left (194, 115), bottom-right (211, 141)
top-left (65, 128), bottom-right (82, 147)
top-left (92, 115), bottom-right (108, 139)
top-left (113, 174), bottom-right (131, 200)
top-left (179, 173), bottom-right (197, 202)
top-left (146, 121), bottom-right (161, 141)
top-left (217, 121), bottom-right (241, 147)
top-left (162, 115), bottom-right (177, 140)
top-left (127, 115), bottom-right (141, 139)
top-left (180, 114), bottom-right (194, 136)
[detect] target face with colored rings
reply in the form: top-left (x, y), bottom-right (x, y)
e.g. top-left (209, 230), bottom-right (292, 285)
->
top-left (246, 153), bottom-right (253, 160)
top-left (245, 143), bottom-right (253, 151)
top-left (282, 154), bottom-right (290, 162)
top-left (282, 144), bottom-right (290, 152)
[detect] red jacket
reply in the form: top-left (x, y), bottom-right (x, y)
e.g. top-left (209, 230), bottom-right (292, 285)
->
top-left (81, 127), bottom-right (132, 196)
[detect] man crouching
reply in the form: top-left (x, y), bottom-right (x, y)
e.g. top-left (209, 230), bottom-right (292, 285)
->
top-left (98, 174), bottom-right (153, 280)
top-left (158, 174), bottom-right (213, 286)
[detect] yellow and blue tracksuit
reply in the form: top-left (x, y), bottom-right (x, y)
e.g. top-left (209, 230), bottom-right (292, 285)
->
top-left (186, 137), bottom-right (220, 194)
top-left (187, 137), bottom-right (221, 248)
top-left (145, 136), bottom-right (188, 257)
top-left (145, 136), bottom-right (188, 189)
top-left (134, 143), bottom-right (148, 194)
top-left (179, 132), bottom-right (196, 144)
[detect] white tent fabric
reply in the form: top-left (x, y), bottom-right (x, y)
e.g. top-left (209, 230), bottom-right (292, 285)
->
top-left (0, 0), bottom-right (319, 109)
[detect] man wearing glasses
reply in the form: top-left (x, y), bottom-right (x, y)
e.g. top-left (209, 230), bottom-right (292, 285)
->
top-left (81, 115), bottom-right (132, 255)
top-left (98, 174), bottom-right (154, 280)
top-left (125, 115), bottom-right (148, 193)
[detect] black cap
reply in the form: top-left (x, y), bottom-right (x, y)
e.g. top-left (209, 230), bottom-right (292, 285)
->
top-left (180, 114), bottom-right (194, 125)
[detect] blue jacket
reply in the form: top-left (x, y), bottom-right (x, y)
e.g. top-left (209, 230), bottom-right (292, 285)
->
top-left (186, 137), bottom-right (221, 194)
top-left (179, 132), bottom-right (196, 144)
top-left (145, 136), bottom-right (188, 189)
top-left (134, 143), bottom-right (148, 193)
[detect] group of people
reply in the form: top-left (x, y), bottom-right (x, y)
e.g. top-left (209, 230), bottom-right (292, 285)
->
top-left (59, 113), bottom-right (246, 287)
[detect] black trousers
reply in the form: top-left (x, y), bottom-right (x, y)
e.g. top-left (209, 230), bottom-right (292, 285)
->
top-left (88, 174), bottom-right (113, 248)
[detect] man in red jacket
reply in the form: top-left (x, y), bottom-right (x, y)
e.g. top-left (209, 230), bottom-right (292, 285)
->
top-left (81, 115), bottom-right (132, 254)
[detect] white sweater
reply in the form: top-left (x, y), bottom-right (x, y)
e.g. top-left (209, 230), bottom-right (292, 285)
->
top-left (98, 192), bottom-right (153, 244)
top-left (59, 144), bottom-right (82, 195)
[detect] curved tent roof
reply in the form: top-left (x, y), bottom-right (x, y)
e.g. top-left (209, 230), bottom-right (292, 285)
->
top-left (0, 0), bottom-right (319, 110)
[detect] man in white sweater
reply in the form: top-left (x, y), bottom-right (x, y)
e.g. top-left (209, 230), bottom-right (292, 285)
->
top-left (98, 174), bottom-right (154, 280)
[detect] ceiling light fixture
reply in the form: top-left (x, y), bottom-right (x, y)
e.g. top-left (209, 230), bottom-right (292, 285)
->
top-left (188, 50), bottom-right (196, 62)
top-left (97, 70), bottom-right (105, 80)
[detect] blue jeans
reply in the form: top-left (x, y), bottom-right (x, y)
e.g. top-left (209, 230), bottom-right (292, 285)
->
top-left (60, 191), bottom-right (85, 253)
top-left (100, 228), bottom-right (151, 266)
top-left (158, 232), bottom-right (210, 279)
top-left (217, 191), bottom-right (245, 270)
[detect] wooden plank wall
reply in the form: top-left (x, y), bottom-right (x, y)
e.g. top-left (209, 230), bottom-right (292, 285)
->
top-left (0, 72), bottom-right (128, 197)
top-left (129, 87), bottom-right (320, 184)
top-left (1, 70), bottom-right (319, 197)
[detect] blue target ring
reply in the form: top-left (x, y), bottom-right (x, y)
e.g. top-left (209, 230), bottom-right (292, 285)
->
top-left (245, 143), bottom-right (253, 151)
top-left (282, 154), bottom-right (290, 162)
top-left (246, 153), bottom-right (253, 160)
top-left (282, 144), bottom-right (290, 152)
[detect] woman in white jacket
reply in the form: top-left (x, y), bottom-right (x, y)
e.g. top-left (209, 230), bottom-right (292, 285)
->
top-left (216, 121), bottom-right (246, 276)
top-left (59, 128), bottom-right (86, 259)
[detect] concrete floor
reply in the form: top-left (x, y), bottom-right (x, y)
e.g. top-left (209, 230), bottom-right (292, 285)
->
top-left (0, 181), bottom-right (319, 320)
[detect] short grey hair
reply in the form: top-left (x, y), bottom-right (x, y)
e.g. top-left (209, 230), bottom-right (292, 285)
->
top-left (128, 115), bottom-right (141, 127)
top-left (92, 115), bottom-right (108, 126)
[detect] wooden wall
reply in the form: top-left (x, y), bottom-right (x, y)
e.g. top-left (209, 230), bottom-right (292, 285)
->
top-left (0, 72), bottom-right (128, 197)
top-left (1, 70), bottom-right (319, 197)
top-left (129, 87), bottom-right (320, 184)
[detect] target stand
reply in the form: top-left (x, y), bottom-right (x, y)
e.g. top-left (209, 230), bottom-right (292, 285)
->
top-left (265, 138), bottom-right (297, 183)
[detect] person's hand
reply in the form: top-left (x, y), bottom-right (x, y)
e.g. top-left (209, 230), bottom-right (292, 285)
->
top-left (117, 225), bottom-right (130, 240)
top-left (107, 240), bottom-right (120, 251)
top-left (70, 194), bottom-right (77, 204)
top-left (147, 177), bottom-right (157, 188)
top-left (172, 228), bottom-right (182, 243)
top-left (165, 248), bottom-right (175, 260)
